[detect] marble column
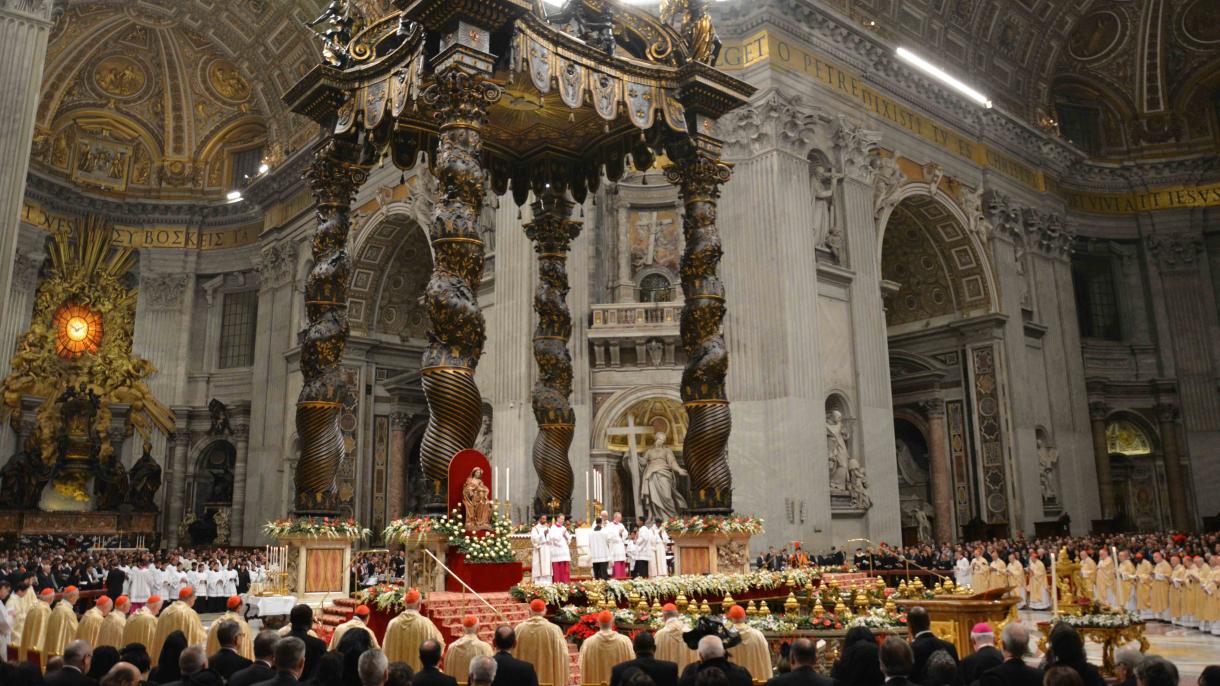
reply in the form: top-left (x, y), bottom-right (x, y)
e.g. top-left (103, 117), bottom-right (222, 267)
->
top-left (230, 422), bottom-right (251, 544)
top-left (1088, 401), bottom-right (1116, 518)
top-left (387, 412), bottom-right (411, 524)
top-left (923, 398), bottom-right (952, 542)
top-left (0, 1), bottom-right (53, 344)
top-left (165, 427), bottom-right (192, 548)
top-left (614, 194), bottom-right (634, 302)
top-left (1156, 403), bottom-right (1191, 530)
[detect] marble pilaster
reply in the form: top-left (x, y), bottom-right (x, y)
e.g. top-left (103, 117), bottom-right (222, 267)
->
top-left (1156, 404), bottom-right (1190, 531)
top-left (133, 270), bottom-right (192, 465)
top-left (230, 421), bottom-right (251, 543)
top-left (165, 426), bottom-right (192, 548)
top-left (0, 2), bottom-right (52, 353)
top-left (387, 412), bottom-right (411, 524)
top-left (923, 398), bottom-right (952, 542)
top-left (1088, 401), bottom-right (1116, 519)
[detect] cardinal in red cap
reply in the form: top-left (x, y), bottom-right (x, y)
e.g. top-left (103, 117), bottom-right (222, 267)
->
top-left (18, 588), bottom-right (54, 664)
top-left (579, 609), bottom-right (632, 685)
top-left (444, 613), bottom-right (493, 679)
top-left (123, 595), bottom-right (161, 658)
top-left (42, 585), bottom-right (80, 661)
top-left (727, 603), bottom-right (771, 681)
top-left (329, 603), bottom-right (380, 652)
top-left (383, 588), bottom-right (444, 671)
top-left (151, 585), bottom-right (206, 664)
top-left (96, 595), bottom-right (130, 649)
top-left (75, 594), bottom-right (111, 647)
top-left (206, 595), bottom-right (254, 660)
top-left (515, 597), bottom-right (568, 686)
top-left (655, 602), bottom-right (696, 671)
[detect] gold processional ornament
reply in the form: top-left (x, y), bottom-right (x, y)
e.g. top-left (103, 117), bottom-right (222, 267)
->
top-left (0, 214), bottom-right (175, 464)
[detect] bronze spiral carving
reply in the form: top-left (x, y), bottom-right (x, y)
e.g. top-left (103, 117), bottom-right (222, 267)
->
top-left (294, 138), bottom-right (368, 516)
top-left (418, 68), bottom-right (500, 506)
top-left (665, 153), bottom-right (733, 513)
top-left (525, 189), bottom-right (581, 515)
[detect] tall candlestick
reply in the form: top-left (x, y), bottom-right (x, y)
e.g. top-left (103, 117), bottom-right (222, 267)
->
top-left (1051, 552), bottom-right (1059, 615)
top-left (506, 467), bottom-right (510, 502)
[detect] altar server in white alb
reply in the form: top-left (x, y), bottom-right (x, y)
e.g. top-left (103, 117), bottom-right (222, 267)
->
top-left (954, 551), bottom-right (972, 589)
top-left (632, 520), bottom-right (652, 578)
top-left (589, 518), bottom-right (611, 580)
top-left (548, 514), bottom-right (572, 583)
top-left (530, 514), bottom-right (552, 585)
top-left (649, 518), bottom-right (670, 578)
top-left (207, 560), bottom-right (226, 613)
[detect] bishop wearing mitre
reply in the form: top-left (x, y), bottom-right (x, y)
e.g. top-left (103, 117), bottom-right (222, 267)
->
top-left (330, 604), bottom-right (380, 651)
top-left (96, 595), bottom-right (130, 649)
top-left (206, 596), bottom-right (254, 659)
top-left (530, 515), bottom-right (553, 585)
top-left (654, 604), bottom-right (696, 672)
top-left (383, 588), bottom-right (444, 672)
top-left (1027, 551), bottom-right (1050, 610)
top-left (1078, 551), bottom-right (1097, 600)
top-left (43, 585), bottom-right (81, 662)
top-left (76, 594), bottom-right (112, 646)
top-left (969, 549), bottom-right (990, 592)
top-left (444, 615), bottom-right (493, 680)
top-left (151, 587), bottom-right (206, 665)
top-left (123, 595), bottom-right (162, 654)
top-left (579, 611), bottom-right (633, 685)
top-left (515, 599), bottom-right (569, 686)
top-left (1095, 549), bottom-right (1117, 608)
top-left (728, 605), bottom-right (772, 682)
top-left (18, 587), bottom-right (53, 664)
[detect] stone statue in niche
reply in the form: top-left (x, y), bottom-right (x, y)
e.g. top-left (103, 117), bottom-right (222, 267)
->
top-left (207, 398), bottom-right (232, 436)
top-left (908, 505), bottom-right (933, 543)
top-left (463, 466), bottom-right (492, 530)
top-left (1038, 435), bottom-right (1060, 506)
top-left (474, 405), bottom-right (493, 457)
top-left (811, 164), bottom-right (844, 262)
top-left (127, 441), bottom-right (162, 511)
top-left (827, 410), bottom-right (850, 493)
top-left (846, 456), bottom-right (872, 509)
top-left (93, 452), bottom-right (129, 510)
top-left (646, 338), bottom-right (664, 367)
top-left (637, 431), bottom-right (688, 519)
top-left (895, 438), bottom-right (929, 489)
top-left (0, 433), bottom-right (51, 509)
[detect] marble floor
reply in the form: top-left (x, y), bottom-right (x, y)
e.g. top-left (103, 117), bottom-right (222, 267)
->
top-left (1021, 610), bottom-right (1219, 684)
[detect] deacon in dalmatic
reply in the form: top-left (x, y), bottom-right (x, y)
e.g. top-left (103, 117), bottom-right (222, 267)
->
top-left (383, 588), bottom-right (444, 672)
top-left (515, 599), bottom-right (569, 686)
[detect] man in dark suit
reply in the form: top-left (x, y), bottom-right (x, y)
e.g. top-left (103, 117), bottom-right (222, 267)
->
top-left (413, 639), bottom-right (458, 686)
top-left (978, 624), bottom-right (1042, 686)
top-left (252, 636), bottom-right (307, 686)
top-left (908, 606), bottom-right (959, 684)
top-left (764, 638), bottom-right (834, 686)
top-left (209, 619), bottom-right (254, 679)
top-left (609, 631), bottom-right (678, 686)
top-left (229, 630), bottom-right (279, 686)
top-left (45, 640), bottom-right (97, 686)
top-left (490, 625), bottom-right (539, 686)
top-left (158, 645), bottom-right (224, 686)
top-left (286, 604), bottom-right (328, 681)
top-left (879, 636), bottom-right (918, 686)
top-left (677, 636), bottom-right (752, 686)
top-left (105, 564), bottom-right (126, 600)
top-left (960, 623), bottom-right (1004, 685)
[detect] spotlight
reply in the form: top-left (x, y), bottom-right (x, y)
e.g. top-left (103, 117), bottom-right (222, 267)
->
top-left (896, 47), bottom-right (992, 108)
top-left (226, 190), bottom-right (243, 202)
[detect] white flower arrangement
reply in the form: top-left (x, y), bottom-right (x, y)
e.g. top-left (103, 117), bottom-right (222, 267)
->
top-left (513, 569), bottom-right (826, 606)
top-left (1057, 611), bottom-right (1142, 629)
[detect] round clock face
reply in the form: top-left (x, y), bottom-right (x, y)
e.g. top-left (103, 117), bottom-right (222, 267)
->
top-left (53, 303), bottom-right (103, 358)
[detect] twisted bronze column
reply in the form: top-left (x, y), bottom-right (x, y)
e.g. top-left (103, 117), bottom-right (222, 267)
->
top-left (526, 188), bottom-right (581, 516)
top-left (295, 138), bottom-right (368, 516)
top-left (665, 153), bottom-right (733, 513)
top-left (418, 69), bottom-right (500, 510)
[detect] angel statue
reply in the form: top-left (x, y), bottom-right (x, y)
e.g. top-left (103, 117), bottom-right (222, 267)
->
top-left (660, 0), bottom-right (722, 64)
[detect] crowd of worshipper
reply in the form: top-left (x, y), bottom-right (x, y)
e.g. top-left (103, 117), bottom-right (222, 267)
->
top-left (0, 546), bottom-right (271, 613)
top-left (350, 552), bottom-right (407, 589)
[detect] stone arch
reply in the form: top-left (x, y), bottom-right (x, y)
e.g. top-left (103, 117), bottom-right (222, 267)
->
top-left (1102, 410), bottom-right (1167, 530)
top-left (591, 384), bottom-right (683, 450)
top-left (634, 265), bottom-right (678, 302)
top-left (185, 437), bottom-right (236, 517)
top-left (348, 209), bottom-right (432, 338)
top-left (879, 192), bottom-right (996, 330)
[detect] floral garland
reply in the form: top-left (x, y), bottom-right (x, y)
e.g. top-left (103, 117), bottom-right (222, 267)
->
top-left (355, 583), bottom-right (418, 612)
top-left (384, 510), bottom-right (515, 564)
top-left (847, 608), bottom-right (909, 630)
top-left (511, 569), bottom-right (824, 606)
top-left (1055, 611), bottom-right (1142, 629)
top-left (263, 517), bottom-right (371, 541)
top-left (665, 515), bottom-right (765, 536)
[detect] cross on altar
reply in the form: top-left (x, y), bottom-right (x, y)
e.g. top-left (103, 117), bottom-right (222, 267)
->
top-left (607, 413), bottom-right (654, 518)
top-left (636, 211), bottom-right (674, 266)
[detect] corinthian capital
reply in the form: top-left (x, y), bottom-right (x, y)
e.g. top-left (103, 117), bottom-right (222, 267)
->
top-left (833, 116), bottom-right (880, 182)
top-left (720, 89), bottom-right (826, 159)
top-left (1147, 233), bottom-right (1203, 272)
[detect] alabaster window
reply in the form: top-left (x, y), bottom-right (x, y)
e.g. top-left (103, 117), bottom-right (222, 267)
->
top-left (218, 290), bottom-right (258, 368)
top-left (638, 273), bottom-right (673, 303)
top-left (1072, 256), bottom-right (1121, 341)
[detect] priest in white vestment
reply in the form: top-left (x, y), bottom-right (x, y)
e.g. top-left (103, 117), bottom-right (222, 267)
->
top-left (649, 519), bottom-right (670, 578)
top-left (530, 515), bottom-right (553, 585)
top-left (548, 515), bottom-right (572, 583)
top-left (608, 512), bottom-right (629, 579)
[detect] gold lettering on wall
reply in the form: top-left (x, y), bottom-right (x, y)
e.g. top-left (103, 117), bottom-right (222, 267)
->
top-left (719, 29), bottom-right (1220, 213)
top-left (22, 202), bottom-right (260, 250)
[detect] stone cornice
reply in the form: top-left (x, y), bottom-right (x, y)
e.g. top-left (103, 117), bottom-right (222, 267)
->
top-left (24, 171), bottom-right (262, 229)
top-left (712, 0), bottom-right (1220, 196)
